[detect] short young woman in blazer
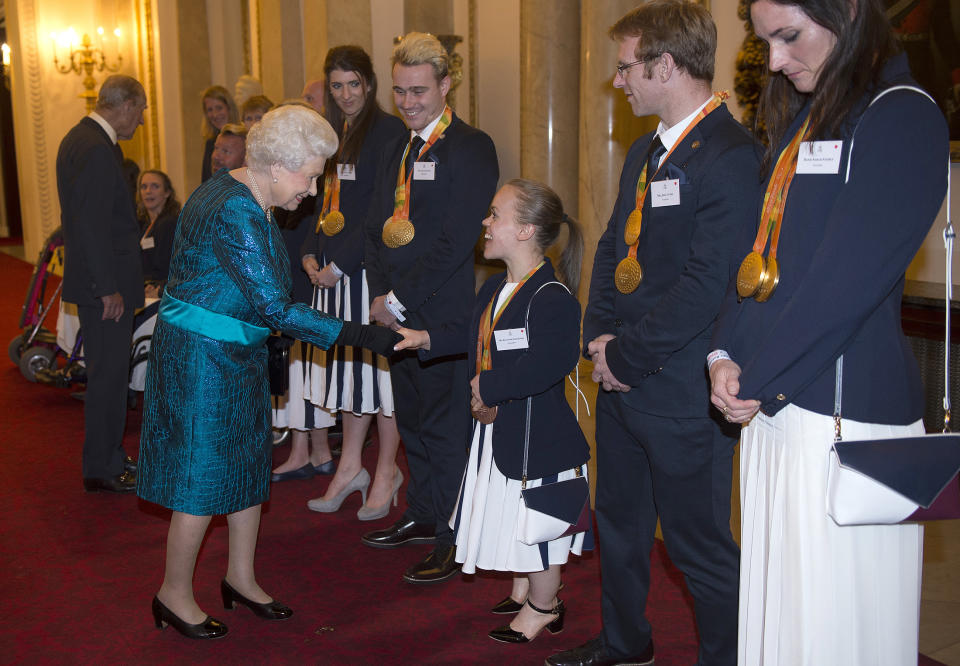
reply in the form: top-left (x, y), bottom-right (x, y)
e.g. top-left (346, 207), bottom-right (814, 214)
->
top-left (397, 179), bottom-right (590, 643)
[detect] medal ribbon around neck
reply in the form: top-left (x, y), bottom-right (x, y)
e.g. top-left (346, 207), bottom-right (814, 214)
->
top-left (317, 120), bottom-right (349, 236)
top-left (615, 92), bottom-right (728, 295)
top-left (736, 115), bottom-right (811, 302)
top-left (475, 261), bottom-right (544, 374)
top-left (382, 105), bottom-right (453, 248)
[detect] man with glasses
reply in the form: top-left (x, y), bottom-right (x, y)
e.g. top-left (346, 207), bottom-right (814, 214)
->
top-left (547, 2), bottom-right (759, 664)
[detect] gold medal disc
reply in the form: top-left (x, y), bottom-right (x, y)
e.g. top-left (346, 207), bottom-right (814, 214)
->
top-left (754, 257), bottom-right (780, 302)
top-left (614, 256), bottom-right (644, 294)
top-left (737, 251), bottom-right (766, 299)
top-left (389, 218), bottom-right (415, 247)
top-left (321, 211), bottom-right (345, 236)
top-left (624, 210), bottom-right (643, 246)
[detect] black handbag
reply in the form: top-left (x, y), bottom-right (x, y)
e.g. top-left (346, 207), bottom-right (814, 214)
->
top-left (513, 281), bottom-right (592, 545)
top-left (266, 334), bottom-right (292, 397)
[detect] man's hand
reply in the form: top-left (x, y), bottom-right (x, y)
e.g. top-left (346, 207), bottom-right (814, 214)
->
top-left (101, 292), bottom-right (124, 322)
top-left (394, 327), bottom-right (430, 351)
top-left (587, 334), bottom-right (630, 392)
top-left (369, 295), bottom-right (397, 328)
top-left (709, 358), bottom-right (760, 423)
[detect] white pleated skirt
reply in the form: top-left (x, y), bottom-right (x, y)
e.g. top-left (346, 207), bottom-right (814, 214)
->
top-left (738, 404), bottom-right (924, 666)
top-left (271, 339), bottom-right (336, 431)
top-left (450, 420), bottom-right (585, 575)
top-left (305, 268), bottom-right (394, 416)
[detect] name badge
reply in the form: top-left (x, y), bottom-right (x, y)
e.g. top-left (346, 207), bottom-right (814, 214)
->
top-left (337, 163), bottom-right (356, 180)
top-left (413, 162), bottom-right (435, 180)
top-left (796, 140), bottom-right (842, 174)
top-left (650, 179), bottom-right (681, 207)
top-left (494, 328), bottom-right (529, 351)
top-left (140, 236), bottom-right (155, 250)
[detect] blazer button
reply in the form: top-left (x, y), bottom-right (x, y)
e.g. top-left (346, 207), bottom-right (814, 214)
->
top-left (776, 393), bottom-right (786, 401)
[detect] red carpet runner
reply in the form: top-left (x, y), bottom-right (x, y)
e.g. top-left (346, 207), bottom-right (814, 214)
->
top-left (0, 250), bottom-right (703, 664)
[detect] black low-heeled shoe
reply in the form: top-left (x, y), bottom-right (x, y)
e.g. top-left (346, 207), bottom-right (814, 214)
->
top-left (220, 579), bottom-right (293, 620)
top-left (152, 596), bottom-right (228, 640)
top-left (490, 596), bottom-right (525, 615)
top-left (488, 599), bottom-right (566, 643)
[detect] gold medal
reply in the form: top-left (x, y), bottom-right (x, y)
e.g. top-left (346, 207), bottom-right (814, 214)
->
top-left (624, 210), bottom-right (643, 246)
top-left (614, 256), bottom-right (643, 294)
top-left (755, 256), bottom-right (780, 302)
top-left (321, 211), bottom-right (345, 236)
top-left (382, 217), bottom-right (416, 248)
top-left (737, 251), bottom-right (765, 299)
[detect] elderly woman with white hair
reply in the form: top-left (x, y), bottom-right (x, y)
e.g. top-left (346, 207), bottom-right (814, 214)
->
top-left (137, 105), bottom-right (399, 640)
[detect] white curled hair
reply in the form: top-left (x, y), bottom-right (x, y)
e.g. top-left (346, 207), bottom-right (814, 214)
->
top-left (245, 105), bottom-right (338, 172)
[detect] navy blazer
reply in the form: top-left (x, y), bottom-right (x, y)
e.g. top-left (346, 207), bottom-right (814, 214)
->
top-left (425, 261), bottom-right (590, 480)
top-left (364, 113), bottom-right (499, 330)
top-left (583, 104), bottom-right (761, 418)
top-left (301, 110), bottom-right (407, 277)
top-left (140, 208), bottom-right (178, 283)
top-left (712, 54), bottom-right (949, 424)
top-left (56, 117), bottom-right (144, 309)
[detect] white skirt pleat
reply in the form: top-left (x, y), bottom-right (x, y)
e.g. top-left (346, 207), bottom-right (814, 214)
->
top-left (305, 269), bottom-right (394, 416)
top-left (271, 338), bottom-right (336, 430)
top-left (738, 404), bottom-right (924, 666)
top-left (450, 420), bottom-right (585, 575)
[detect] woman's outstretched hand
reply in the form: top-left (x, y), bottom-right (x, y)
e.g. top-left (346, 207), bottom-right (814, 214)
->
top-left (334, 321), bottom-right (402, 357)
top-left (393, 327), bottom-right (431, 352)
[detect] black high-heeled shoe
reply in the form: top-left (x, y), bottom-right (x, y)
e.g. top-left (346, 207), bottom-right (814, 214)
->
top-left (220, 579), bottom-right (293, 620)
top-left (151, 596), bottom-right (228, 640)
top-left (488, 599), bottom-right (566, 643)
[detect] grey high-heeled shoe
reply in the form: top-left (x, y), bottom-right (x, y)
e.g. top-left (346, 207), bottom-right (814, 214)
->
top-left (306, 468), bottom-right (370, 513)
top-left (357, 467), bottom-right (403, 521)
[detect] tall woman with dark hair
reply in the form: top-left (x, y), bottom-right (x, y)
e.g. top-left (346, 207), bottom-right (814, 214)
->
top-left (273, 45), bottom-right (407, 520)
top-left (709, 0), bottom-right (948, 662)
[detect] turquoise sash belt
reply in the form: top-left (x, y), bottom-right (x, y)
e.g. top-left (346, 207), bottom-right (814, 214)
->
top-left (159, 292), bottom-right (270, 347)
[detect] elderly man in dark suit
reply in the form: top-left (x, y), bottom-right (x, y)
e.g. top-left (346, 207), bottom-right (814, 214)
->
top-left (57, 74), bottom-right (147, 493)
top-left (548, 3), bottom-right (760, 665)
top-left (361, 32), bottom-right (499, 584)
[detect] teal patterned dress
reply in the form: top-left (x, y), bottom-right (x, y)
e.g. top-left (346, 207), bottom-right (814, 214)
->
top-left (137, 170), bottom-right (343, 515)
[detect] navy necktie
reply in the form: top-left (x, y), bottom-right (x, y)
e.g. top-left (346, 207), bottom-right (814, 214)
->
top-left (647, 135), bottom-right (666, 178)
top-left (404, 135), bottom-right (425, 178)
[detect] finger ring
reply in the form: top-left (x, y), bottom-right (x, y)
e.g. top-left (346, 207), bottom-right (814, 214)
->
top-left (722, 406), bottom-right (729, 414)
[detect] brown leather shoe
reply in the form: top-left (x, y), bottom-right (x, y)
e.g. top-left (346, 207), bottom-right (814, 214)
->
top-left (83, 471), bottom-right (137, 494)
top-left (402, 544), bottom-right (461, 584)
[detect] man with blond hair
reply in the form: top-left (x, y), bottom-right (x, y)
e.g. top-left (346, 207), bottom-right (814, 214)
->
top-left (361, 32), bottom-right (499, 585)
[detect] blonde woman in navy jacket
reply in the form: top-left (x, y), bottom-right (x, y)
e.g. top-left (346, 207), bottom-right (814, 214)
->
top-left (396, 179), bottom-right (589, 644)
top-left (709, 1), bottom-right (949, 663)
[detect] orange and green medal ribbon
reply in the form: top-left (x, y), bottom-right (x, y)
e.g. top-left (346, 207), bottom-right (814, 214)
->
top-left (391, 105), bottom-right (453, 223)
top-left (316, 120), bottom-right (348, 235)
top-left (736, 115), bottom-right (811, 301)
top-left (616, 92), bottom-right (728, 294)
top-left (475, 261), bottom-right (544, 374)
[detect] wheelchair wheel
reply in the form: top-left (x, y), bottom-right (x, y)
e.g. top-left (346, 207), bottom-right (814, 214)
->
top-left (19, 345), bottom-right (56, 382)
top-left (272, 428), bottom-right (290, 446)
top-left (8, 333), bottom-right (25, 364)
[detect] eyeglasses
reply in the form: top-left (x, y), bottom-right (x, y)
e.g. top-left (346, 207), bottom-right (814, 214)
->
top-left (615, 56), bottom-right (657, 76)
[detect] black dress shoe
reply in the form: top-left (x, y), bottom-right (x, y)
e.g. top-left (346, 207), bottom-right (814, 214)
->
top-left (402, 544), bottom-right (461, 584)
top-left (83, 471), bottom-right (137, 493)
top-left (123, 456), bottom-right (137, 474)
top-left (491, 596), bottom-right (525, 614)
top-left (489, 599), bottom-right (565, 643)
top-left (152, 596), bottom-right (228, 640)
top-left (271, 463), bottom-right (317, 482)
top-left (545, 636), bottom-right (655, 666)
top-left (220, 579), bottom-right (292, 620)
top-left (361, 517), bottom-right (436, 549)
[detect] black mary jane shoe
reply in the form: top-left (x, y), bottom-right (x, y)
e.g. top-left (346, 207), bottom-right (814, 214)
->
top-left (152, 596), bottom-right (228, 640)
top-left (488, 599), bottom-right (565, 644)
top-left (220, 579), bottom-right (293, 620)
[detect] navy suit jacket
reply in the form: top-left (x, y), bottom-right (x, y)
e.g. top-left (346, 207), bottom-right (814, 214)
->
top-left (425, 261), bottom-right (590, 480)
top-left (56, 116), bottom-right (143, 309)
top-left (302, 109), bottom-right (407, 277)
top-left (712, 54), bottom-right (949, 424)
top-left (364, 113), bottom-right (499, 330)
top-left (584, 104), bottom-right (761, 418)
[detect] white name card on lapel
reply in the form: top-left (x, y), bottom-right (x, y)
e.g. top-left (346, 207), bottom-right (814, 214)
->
top-left (650, 179), bottom-right (681, 207)
top-left (796, 141), bottom-right (843, 174)
top-left (413, 162), bottom-right (435, 180)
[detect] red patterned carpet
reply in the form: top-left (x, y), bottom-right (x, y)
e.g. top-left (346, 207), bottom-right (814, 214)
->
top-left (0, 251), bottom-right (703, 664)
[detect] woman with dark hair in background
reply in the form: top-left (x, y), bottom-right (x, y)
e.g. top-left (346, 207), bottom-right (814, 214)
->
top-left (709, 0), bottom-right (948, 662)
top-left (273, 45), bottom-right (407, 522)
top-left (200, 85), bottom-right (238, 183)
top-left (137, 169), bottom-right (180, 297)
